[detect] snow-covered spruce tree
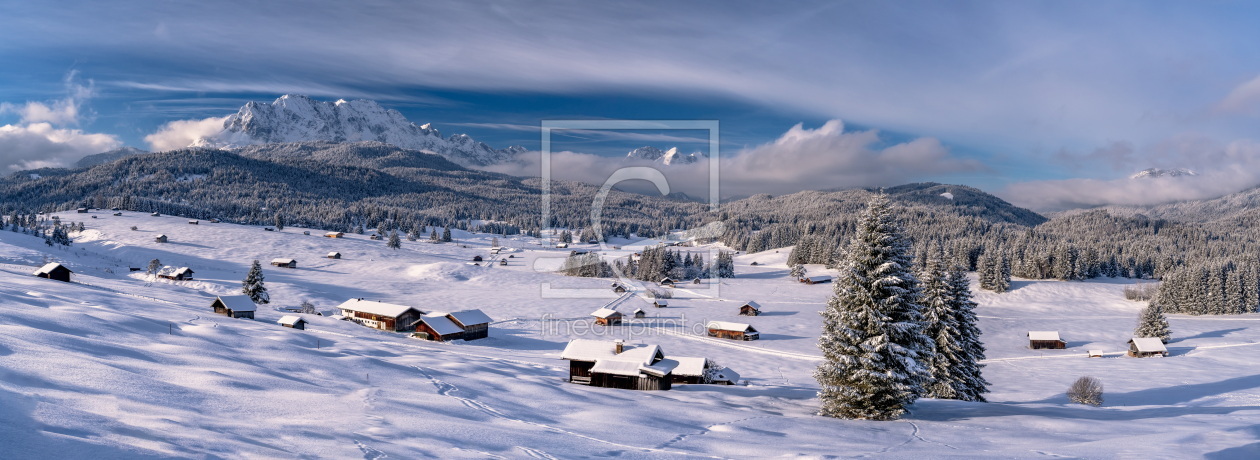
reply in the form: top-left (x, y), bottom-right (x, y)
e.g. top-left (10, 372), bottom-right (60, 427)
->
top-left (977, 251), bottom-right (996, 291)
top-left (815, 194), bottom-right (934, 420)
top-left (947, 263), bottom-right (989, 401)
top-left (442, 226), bottom-right (452, 242)
top-left (790, 263), bottom-right (807, 280)
top-left (387, 230), bottom-right (401, 250)
top-left (1134, 302), bottom-right (1172, 343)
top-left (992, 256), bottom-right (1011, 293)
top-left (242, 259), bottom-right (270, 304)
top-left (920, 251), bottom-right (964, 399)
top-left (429, 229), bottom-right (440, 242)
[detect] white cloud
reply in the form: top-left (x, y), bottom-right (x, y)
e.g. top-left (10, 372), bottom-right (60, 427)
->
top-left (1002, 139), bottom-right (1260, 211)
top-left (144, 116), bottom-right (227, 151)
top-left (0, 71), bottom-right (96, 126)
top-left (482, 119), bottom-right (987, 199)
top-left (1214, 74), bottom-right (1260, 115)
top-left (0, 123), bottom-right (121, 170)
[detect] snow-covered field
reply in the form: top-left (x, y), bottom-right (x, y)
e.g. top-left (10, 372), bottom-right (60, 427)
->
top-left (3, 210), bottom-right (1260, 458)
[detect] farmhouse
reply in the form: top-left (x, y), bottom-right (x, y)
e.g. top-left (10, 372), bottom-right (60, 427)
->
top-left (652, 299), bottom-right (669, 308)
top-left (278, 315), bottom-right (306, 330)
top-left (327, 252), bottom-right (341, 259)
top-left (211, 295), bottom-right (256, 319)
top-left (1028, 331), bottom-right (1066, 349)
top-left (561, 339), bottom-right (676, 391)
top-left (801, 275), bottom-right (833, 285)
top-left (591, 308), bottom-right (623, 325)
top-left (660, 277), bottom-right (676, 287)
top-left (739, 301), bottom-right (762, 316)
top-left (446, 309), bottom-right (492, 340)
top-left (154, 234), bottom-right (168, 243)
top-left (325, 232), bottom-right (344, 238)
top-left (707, 321), bottom-right (760, 341)
top-left (271, 258), bottom-right (298, 268)
top-left (1128, 337), bottom-right (1169, 358)
top-left (414, 313), bottom-right (466, 342)
top-left (32, 262), bottom-right (72, 282)
top-left (337, 298), bottom-right (424, 332)
top-left (155, 266), bottom-right (194, 281)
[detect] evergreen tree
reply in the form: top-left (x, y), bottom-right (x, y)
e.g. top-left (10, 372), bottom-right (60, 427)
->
top-left (790, 263), bottom-right (807, 280)
top-left (242, 260), bottom-right (270, 304)
top-left (560, 230), bottom-right (572, 244)
top-left (993, 256), bottom-right (1011, 293)
top-left (946, 263), bottom-right (989, 401)
top-left (814, 194), bottom-right (933, 420)
top-left (1134, 302), bottom-right (1172, 343)
top-left (430, 229), bottom-right (440, 242)
top-left (442, 226), bottom-right (452, 242)
top-left (920, 252), bottom-right (963, 399)
top-left (387, 230), bottom-right (401, 249)
top-left (491, 236), bottom-right (500, 247)
top-left (273, 214), bottom-right (285, 231)
top-left (715, 251), bottom-right (735, 278)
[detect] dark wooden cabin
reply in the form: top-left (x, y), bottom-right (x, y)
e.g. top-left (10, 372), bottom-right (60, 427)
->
top-left (32, 263), bottom-right (72, 282)
top-left (156, 266), bottom-right (194, 281)
top-left (327, 252), bottom-right (342, 259)
top-left (1028, 331), bottom-right (1066, 349)
top-left (271, 258), bottom-right (298, 268)
top-left (739, 301), bottom-right (761, 316)
top-left (1127, 337), bottom-right (1168, 357)
top-left (591, 308), bottom-right (623, 325)
top-left (413, 314), bottom-right (465, 342)
top-left (336, 299), bottom-right (423, 332)
top-left (707, 321), bottom-right (760, 341)
top-left (561, 340), bottom-right (676, 391)
top-left (446, 309), bottom-right (492, 340)
top-left (212, 295), bottom-right (257, 319)
top-left (278, 315), bottom-right (306, 330)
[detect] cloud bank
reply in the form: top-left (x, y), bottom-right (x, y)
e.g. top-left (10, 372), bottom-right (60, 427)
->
top-left (145, 116), bottom-right (227, 151)
top-left (0, 73), bottom-right (121, 170)
top-left (482, 120), bottom-right (986, 199)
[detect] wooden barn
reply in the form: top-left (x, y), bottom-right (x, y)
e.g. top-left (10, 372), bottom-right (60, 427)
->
top-left (591, 308), bottom-right (623, 326)
top-left (278, 315), bottom-right (306, 330)
top-left (1088, 350), bottom-right (1104, 358)
top-left (659, 277), bottom-right (676, 287)
top-left (327, 252), bottom-right (341, 259)
top-left (188, 220), bottom-right (199, 225)
top-left (652, 299), bottom-right (669, 308)
top-left (739, 301), bottom-right (762, 316)
top-left (670, 357), bottom-right (709, 384)
top-left (413, 314), bottom-right (465, 342)
top-left (155, 266), bottom-right (194, 281)
top-left (709, 367), bottom-right (740, 385)
top-left (499, 259), bottom-right (508, 266)
top-left (446, 309), bottom-right (493, 340)
top-left (561, 339), bottom-right (676, 391)
top-left (336, 298), bottom-right (424, 332)
top-left (472, 255), bottom-right (483, 262)
top-left (271, 258), bottom-right (298, 268)
top-left (633, 308), bottom-right (646, 319)
top-left (76, 208), bottom-right (88, 213)
top-left (154, 234), bottom-right (168, 243)
top-left (1028, 331), bottom-right (1066, 349)
top-left (707, 321), bottom-right (760, 341)
top-left (325, 231), bottom-right (344, 238)
top-left (801, 275), bottom-right (833, 285)
top-left (1127, 337), bottom-right (1168, 358)
top-left (32, 262), bottom-right (72, 282)
top-left (211, 295), bottom-right (256, 319)
top-left (612, 283), bottom-right (627, 294)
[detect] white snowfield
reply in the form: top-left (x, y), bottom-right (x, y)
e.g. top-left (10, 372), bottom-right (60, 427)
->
top-left (2, 211), bottom-right (1260, 457)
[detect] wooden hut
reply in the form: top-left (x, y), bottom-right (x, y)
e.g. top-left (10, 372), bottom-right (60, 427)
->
top-left (739, 301), bottom-right (761, 316)
top-left (188, 220), bottom-right (199, 225)
top-left (413, 314), bottom-right (466, 342)
top-left (154, 234), bottom-right (168, 243)
top-left (633, 308), bottom-right (646, 319)
top-left (271, 258), bottom-right (297, 268)
top-left (612, 283), bottom-right (627, 293)
top-left (150, 212), bottom-right (160, 217)
top-left (76, 208), bottom-right (88, 213)
top-left (499, 259), bottom-right (508, 266)
top-left (278, 315), bottom-right (306, 330)
top-left (324, 231), bottom-right (344, 238)
top-left (156, 266), bottom-right (194, 281)
top-left (1088, 350), bottom-right (1104, 358)
top-left (652, 299), bottom-right (669, 308)
top-left (472, 255), bottom-right (483, 262)
top-left (561, 339), bottom-right (676, 391)
top-left (327, 252), bottom-right (342, 259)
top-left (709, 367), bottom-right (740, 385)
top-left (32, 262), bottom-right (72, 282)
top-left (802, 275), bottom-right (833, 285)
top-left (446, 309), bottom-right (492, 340)
top-left (211, 295), bottom-right (256, 319)
top-left (670, 357), bottom-right (709, 384)
top-left (692, 278), bottom-right (702, 285)
top-left (707, 321), bottom-right (760, 341)
top-left (112, 212), bottom-right (122, 216)
top-left (336, 298), bottom-right (423, 332)
top-left (591, 308), bottom-right (623, 326)
top-left (659, 277), bottom-right (676, 287)
top-left (1028, 331), bottom-right (1066, 349)
top-left (1127, 337), bottom-right (1168, 357)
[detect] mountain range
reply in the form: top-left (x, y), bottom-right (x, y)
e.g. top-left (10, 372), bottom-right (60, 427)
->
top-left (625, 146), bottom-right (705, 165)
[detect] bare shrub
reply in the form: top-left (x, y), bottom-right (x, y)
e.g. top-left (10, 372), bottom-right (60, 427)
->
top-left (1067, 376), bottom-right (1103, 406)
top-left (1124, 283), bottom-right (1159, 301)
top-left (645, 287), bottom-right (673, 299)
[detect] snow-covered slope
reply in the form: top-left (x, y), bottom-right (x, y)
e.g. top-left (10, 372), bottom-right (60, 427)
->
top-left (190, 95), bottom-right (525, 166)
top-left (1129, 167), bottom-right (1197, 179)
top-left (74, 147), bottom-right (149, 168)
top-left (626, 146), bottom-right (705, 165)
top-left (4, 211), bottom-right (1260, 457)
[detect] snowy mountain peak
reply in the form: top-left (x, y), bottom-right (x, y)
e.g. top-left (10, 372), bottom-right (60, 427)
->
top-left (189, 95), bottom-right (522, 166)
top-left (625, 146), bottom-right (705, 165)
top-left (1130, 168), bottom-right (1198, 179)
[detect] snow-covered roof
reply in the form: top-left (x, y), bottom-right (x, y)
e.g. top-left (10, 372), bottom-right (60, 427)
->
top-left (633, 308), bottom-right (645, 314)
top-left (447, 309), bottom-right (492, 327)
top-left (272, 258), bottom-right (296, 264)
top-left (804, 275), bottom-right (833, 282)
top-left (671, 356), bottom-right (708, 377)
top-left (708, 321), bottom-right (756, 333)
top-left (420, 313), bottom-right (464, 336)
top-left (336, 299), bottom-right (419, 318)
top-left (1129, 337), bottom-right (1167, 353)
top-left (589, 344), bottom-right (671, 377)
top-left (1088, 350), bottom-right (1104, 356)
top-left (652, 299), bottom-right (669, 306)
top-left (156, 266), bottom-right (193, 277)
top-left (711, 367), bottom-right (740, 383)
top-left (1028, 331), bottom-right (1061, 341)
top-left (660, 277), bottom-right (675, 283)
top-left (742, 301), bottom-right (761, 310)
top-left (325, 232), bottom-right (343, 236)
top-left (215, 295), bottom-right (257, 312)
top-left (33, 262), bottom-right (69, 275)
top-left (561, 339), bottom-right (620, 361)
top-left (155, 234), bottom-right (167, 238)
top-left (591, 307), bottom-right (622, 319)
top-left (327, 252), bottom-right (341, 257)
top-left (277, 315), bottom-right (304, 326)
top-left (590, 359), bottom-right (648, 377)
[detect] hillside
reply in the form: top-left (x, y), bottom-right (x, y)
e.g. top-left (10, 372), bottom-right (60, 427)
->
top-left (1, 210), bottom-right (1259, 457)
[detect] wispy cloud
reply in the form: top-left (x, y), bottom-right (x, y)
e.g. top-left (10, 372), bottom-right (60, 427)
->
top-left (0, 72), bottom-right (121, 170)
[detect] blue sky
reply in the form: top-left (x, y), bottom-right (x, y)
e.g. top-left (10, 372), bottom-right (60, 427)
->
top-left (4, 1), bottom-right (1260, 210)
